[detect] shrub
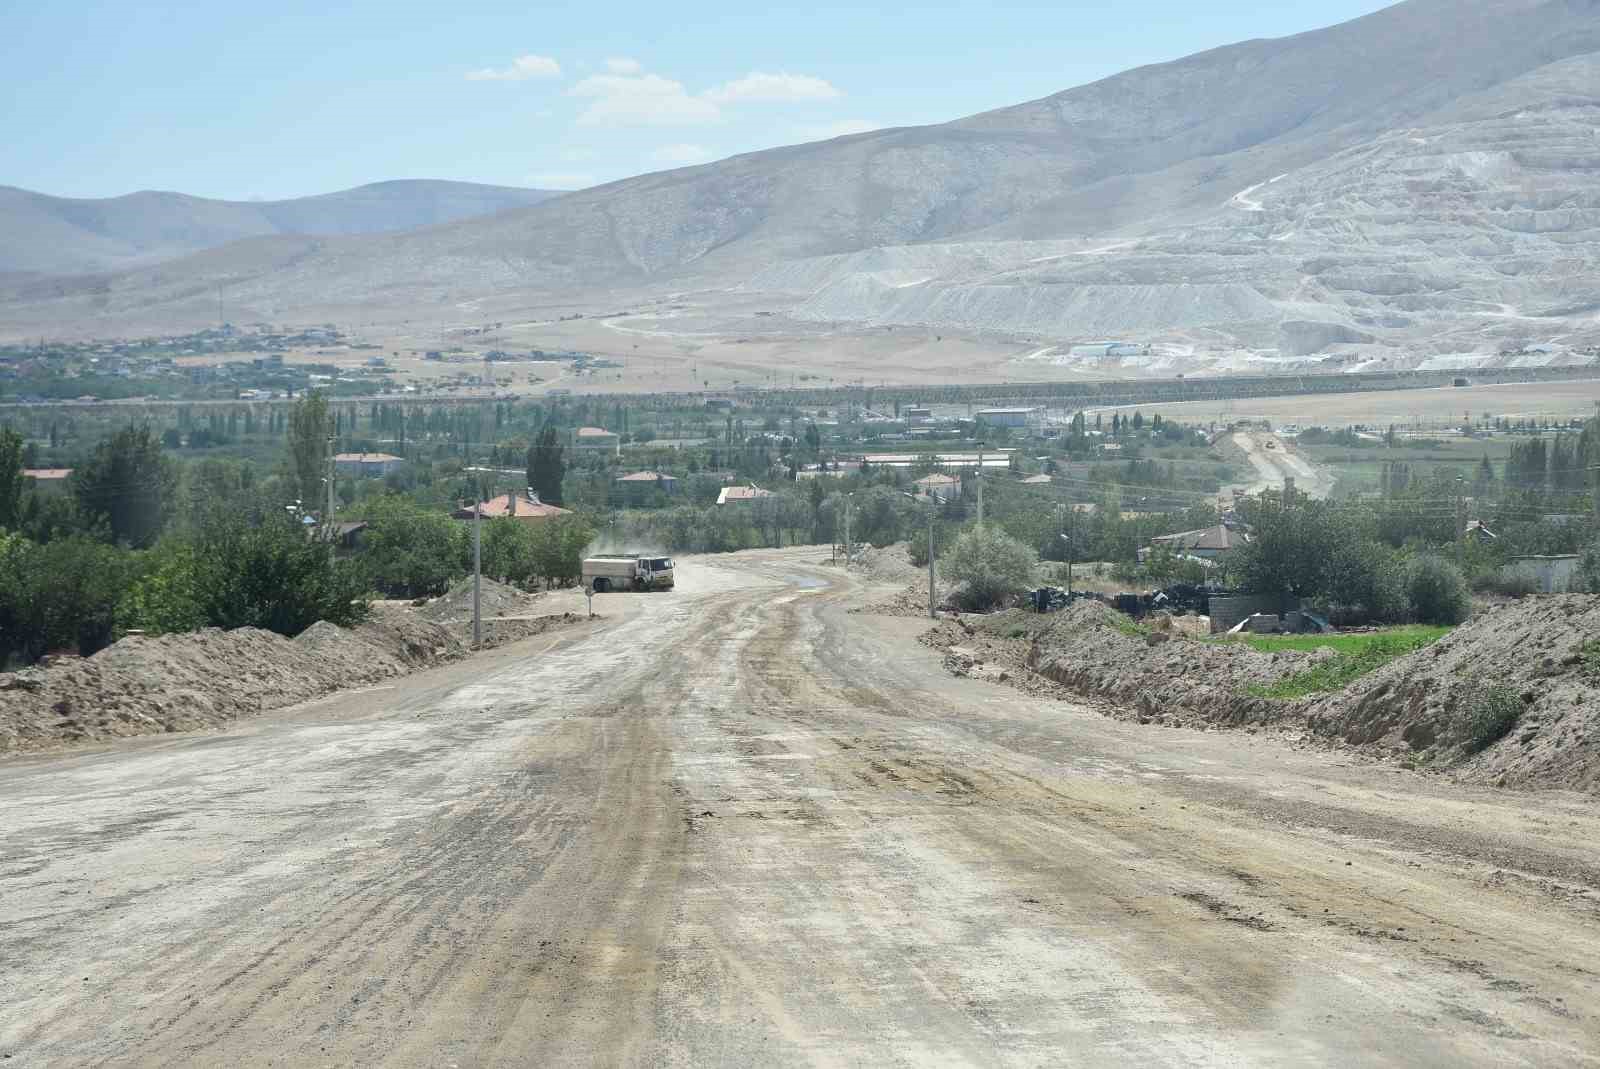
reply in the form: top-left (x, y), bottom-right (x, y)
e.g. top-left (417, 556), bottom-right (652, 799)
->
top-left (1405, 555), bottom-right (1471, 625)
top-left (1462, 681), bottom-right (1521, 754)
top-left (941, 525), bottom-right (1038, 611)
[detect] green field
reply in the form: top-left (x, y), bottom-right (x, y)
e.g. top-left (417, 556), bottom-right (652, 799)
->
top-left (1299, 436), bottom-right (1512, 497)
top-left (1220, 625), bottom-right (1453, 699)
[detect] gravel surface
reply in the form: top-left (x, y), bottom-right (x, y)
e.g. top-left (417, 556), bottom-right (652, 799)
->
top-left (1, 552), bottom-right (1597, 1065)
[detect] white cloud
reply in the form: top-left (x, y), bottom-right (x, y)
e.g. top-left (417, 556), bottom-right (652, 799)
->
top-left (652, 143), bottom-right (714, 166)
top-left (798, 118), bottom-right (883, 141)
top-left (604, 57), bottom-right (642, 74)
top-left (568, 73), bottom-right (722, 127)
top-left (466, 54), bottom-right (561, 82)
top-left (705, 71), bottom-right (843, 105)
top-left (529, 172), bottom-right (597, 189)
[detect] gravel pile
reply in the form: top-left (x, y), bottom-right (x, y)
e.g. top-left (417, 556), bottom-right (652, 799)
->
top-left (0, 586), bottom-right (587, 756)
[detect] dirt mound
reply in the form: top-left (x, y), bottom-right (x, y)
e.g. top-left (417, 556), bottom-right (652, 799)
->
top-left (419, 577), bottom-right (540, 626)
top-left (0, 595), bottom-right (585, 755)
top-left (918, 595), bottom-right (1600, 794)
top-left (919, 600), bottom-right (1323, 729)
top-left (845, 543), bottom-right (923, 585)
top-left (1309, 595), bottom-right (1600, 791)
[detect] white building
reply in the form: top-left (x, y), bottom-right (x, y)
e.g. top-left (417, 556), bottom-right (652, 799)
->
top-left (1501, 555), bottom-right (1583, 594)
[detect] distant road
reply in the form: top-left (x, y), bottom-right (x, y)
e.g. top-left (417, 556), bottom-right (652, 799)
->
top-left (4, 365), bottom-right (1597, 414)
top-left (1229, 430), bottom-right (1337, 500)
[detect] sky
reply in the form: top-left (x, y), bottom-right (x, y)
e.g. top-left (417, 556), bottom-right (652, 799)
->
top-left (3, 1), bottom-right (1397, 201)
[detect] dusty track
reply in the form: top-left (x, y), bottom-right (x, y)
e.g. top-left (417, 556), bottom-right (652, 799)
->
top-left (2, 550), bottom-right (1597, 1065)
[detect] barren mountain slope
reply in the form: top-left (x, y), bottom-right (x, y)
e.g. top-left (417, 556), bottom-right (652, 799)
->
top-left (0, 180), bottom-right (561, 276)
top-left (3, 0), bottom-right (1597, 362)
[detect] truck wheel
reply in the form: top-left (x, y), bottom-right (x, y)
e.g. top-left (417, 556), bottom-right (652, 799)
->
top-left (593, 578), bottom-right (610, 593)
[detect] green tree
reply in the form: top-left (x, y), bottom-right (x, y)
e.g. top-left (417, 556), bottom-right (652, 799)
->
top-left (286, 391), bottom-right (331, 510)
top-left (0, 534), bottom-right (133, 661)
top-left (71, 425), bottom-right (178, 548)
top-left (0, 427), bottom-right (23, 529)
top-left (527, 424), bottom-right (566, 505)
top-left (361, 496), bottom-right (468, 597)
top-left (480, 517), bottom-right (537, 586)
top-left (942, 525), bottom-right (1038, 610)
top-left (529, 515), bottom-right (594, 587)
top-left (185, 513), bottom-right (369, 634)
top-left (1405, 556), bottom-right (1471, 625)
top-left (1226, 492), bottom-right (1340, 606)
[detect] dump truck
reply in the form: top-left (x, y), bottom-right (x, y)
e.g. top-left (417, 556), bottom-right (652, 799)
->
top-left (581, 554), bottom-right (675, 592)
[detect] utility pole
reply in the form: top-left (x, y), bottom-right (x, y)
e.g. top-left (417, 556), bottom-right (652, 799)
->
top-left (472, 480), bottom-right (483, 649)
top-left (843, 492), bottom-right (853, 564)
top-left (325, 434), bottom-right (336, 564)
top-left (976, 445), bottom-right (985, 527)
top-left (1455, 473), bottom-right (1467, 568)
top-left (926, 504), bottom-right (936, 619)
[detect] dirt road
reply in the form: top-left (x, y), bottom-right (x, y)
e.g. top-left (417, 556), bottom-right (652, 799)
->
top-left (3, 551), bottom-right (1597, 1066)
top-left (1229, 430), bottom-right (1336, 500)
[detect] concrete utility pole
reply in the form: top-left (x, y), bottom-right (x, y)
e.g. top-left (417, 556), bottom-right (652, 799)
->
top-left (325, 435), bottom-right (336, 564)
top-left (976, 445), bottom-right (986, 527)
top-left (903, 491), bottom-right (937, 618)
top-left (472, 480), bottom-right (484, 649)
top-left (843, 492), bottom-right (853, 564)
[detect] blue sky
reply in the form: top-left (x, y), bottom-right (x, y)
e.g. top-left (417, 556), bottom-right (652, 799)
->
top-left (4, 1), bottom-right (1396, 201)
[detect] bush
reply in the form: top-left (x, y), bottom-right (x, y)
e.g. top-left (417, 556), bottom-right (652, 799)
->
top-left (1462, 681), bottom-right (1521, 755)
top-left (1405, 556), bottom-right (1471, 625)
top-left (0, 534), bottom-right (134, 661)
top-left (941, 525), bottom-right (1038, 611)
top-left (1581, 538), bottom-right (1600, 594)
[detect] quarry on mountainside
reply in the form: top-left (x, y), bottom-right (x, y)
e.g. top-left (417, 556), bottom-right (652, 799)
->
top-left (911, 595), bottom-right (1600, 794)
top-left (4, 0), bottom-right (1599, 368)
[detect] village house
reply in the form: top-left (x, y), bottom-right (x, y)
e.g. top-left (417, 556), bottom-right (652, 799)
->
top-left (450, 489), bottom-right (572, 524)
top-left (716, 485), bottom-right (774, 506)
top-left (572, 426), bottom-right (621, 456)
top-left (333, 452), bottom-right (404, 477)
top-left (1138, 524), bottom-right (1249, 563)
top-left (613, 471), bottom-right (680, 499)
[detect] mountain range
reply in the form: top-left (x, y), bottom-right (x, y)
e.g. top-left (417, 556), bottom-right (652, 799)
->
top-left (0, 180), bottom-right (560, 276)
top-left (3, 0), bottom-right (1598, 370)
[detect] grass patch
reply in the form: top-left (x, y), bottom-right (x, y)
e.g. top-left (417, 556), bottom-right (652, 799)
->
top-left (1463, 681), bottom-right (1522, 754)
top-left (1108, 615), bottom-right (1148, 638)
top-left (1241, 626), bottom-right (1451, 699)
top-left (1221, 625), bottom-right (1451, 655)
top-left (1580, 639), bottom-right (1600, 681)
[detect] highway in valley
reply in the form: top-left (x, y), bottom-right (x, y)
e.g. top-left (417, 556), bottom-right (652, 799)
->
top-left (2, 550), bottom-right (1597, 1066)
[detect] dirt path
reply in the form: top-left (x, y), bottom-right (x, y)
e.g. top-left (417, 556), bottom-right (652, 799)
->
top-left (1228, 429), bottom-right (1336, 501)
top-left (2, 550), bottom-right (1596, 1065)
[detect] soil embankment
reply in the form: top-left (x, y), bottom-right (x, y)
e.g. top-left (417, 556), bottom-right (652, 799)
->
top-left (0, 579), bottom-right (584, 755)
top-left (916, 595), bottom-right (1600, 793)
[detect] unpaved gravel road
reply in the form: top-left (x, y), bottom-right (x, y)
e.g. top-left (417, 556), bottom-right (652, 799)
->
top-left (1230, 430), bottom-right (1335, 500)
top-left (3, 549), bottom-right (1598, 1066)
